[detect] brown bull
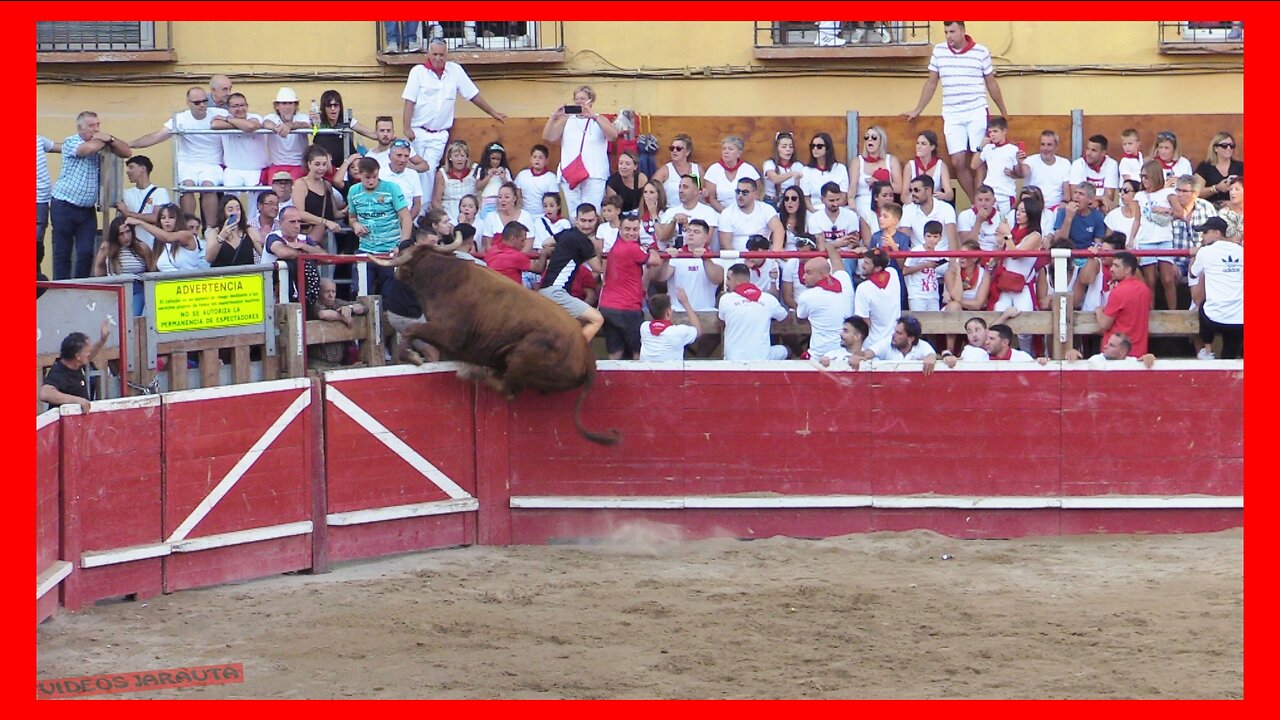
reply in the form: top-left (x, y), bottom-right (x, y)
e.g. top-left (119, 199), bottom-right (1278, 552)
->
top-left (372, 241), bottom-right (621, 446)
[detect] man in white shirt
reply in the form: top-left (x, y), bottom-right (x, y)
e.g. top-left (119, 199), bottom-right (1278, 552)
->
top-left (956, 184), bottom-right (1001, 252)
top-left (113, 155), bottom-right (171, 251)
top-left (901, 174), bottom-right (958, 262)
top-left (852, 247), bottom-right (902, 350)
top-left (367, 117), bottom-right (430, 175)
top-left (211, 92), bottom-right (268, 208)
top-left (984, 323), bottom-right (1035, 361)
top-left (805, 181), bottom-right (860, 250)
top-left (657, 175), bottom-right (719, 250)
top-left (941, 316), bottom-right (994, 366)
top-left (402, 39), bottom-right (507, 205)
top-left (1023, 130), bottom-right (1070, 211)
top-left (1065, 134), bottom-right (1120, 212)
top-left (819, 316), bottom-right (869, 369)
top-left (1065, 333), bottom-right (1156, 368)
top-left (718, 263), bottom-right (789, 361)
top-left (796, 239), bottom-right (855, 358)
top-left (128, 86), bottom-right (229, 229)
top-left (379, 142), bottom-right (424, 220)
top-left (639, 289), bottom-right (704, 362)
top-left (1189, 217), bottom-right (1243, 359)
top-left (718, 178), bottom-right (783, 252)
top-left (262, 87), bottom-right (311, 180)
top-left (904, 20), bottom-right (1010, 204)
top-left (853, 315), bottom-right (938, 375)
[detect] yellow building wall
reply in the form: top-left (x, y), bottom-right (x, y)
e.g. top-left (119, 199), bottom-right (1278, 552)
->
top-left (37, 20), bottom-right (1242, 273)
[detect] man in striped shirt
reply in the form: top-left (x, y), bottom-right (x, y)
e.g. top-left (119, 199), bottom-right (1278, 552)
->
top-left (904, 21), bottom-right (1009, 206)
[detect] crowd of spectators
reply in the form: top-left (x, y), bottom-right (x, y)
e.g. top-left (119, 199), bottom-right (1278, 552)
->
top-left (38, 22), bottom-right (1243, 396)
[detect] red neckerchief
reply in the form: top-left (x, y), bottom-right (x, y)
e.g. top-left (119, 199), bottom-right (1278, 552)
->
top-left (992, 140), bottom-right (1009, 148)
top-left (423, 62), bottom-right (445, 79)
top-left (718, 160), bottom-right (743, 175)
top-left (981, 207), bottom-right (999, 226)
top-left (1102, 263), bottom-right (1115, 291)
top-left (989, 347), bottom-right (1013, 361)
top-left (446, 166), bottom-right (470, 180)
top-left (1158, 157), bottom-right (1178, 171)
top-left (529, 168), bottom-right (550, 177)
top-left (775, 159), bottom-right (794, 170)
top-left (1085, 156), bottom-right (1105, 173)
top-left (914, 155), bottom-right (940, 175)
top-left (733, 282), bottom-right (762, 302)
top-left (865, 271), bottom-right (890, 290)
top-left (544, 213), bottom-right (561, 223)
top-left (649, 319), bottom-right (672, 336)
top-left (861, 154), bottom-right (882, 164)
top-left (1122, 152), bottom-right (1142, 160)
top-left (948, 34), bottom-right (977, 54)
top-left (961, 264), bottom-right (979, 290)
top-left (816, 275), bottom-right (843, 293)
top-left (1012, 225), bottom-right (1031, 242)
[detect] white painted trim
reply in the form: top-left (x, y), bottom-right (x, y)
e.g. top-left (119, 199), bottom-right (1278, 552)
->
top-left (36, 561), bottom-right (72, 600)
top-left (323, 362), bottom-right (467, 382)
top-left (326, 498), bottom-right (479, 526)
top-left (326, 386), bottom-right (472, 501)
top-left (171, 521), bottom-right (313, 553)
top-left (594, 360), bottom-right (1244, 374)
top-left (510, 495), bottom-right (1243, 511)
top-left (58, 394), bottom-right (163, 416)
top-left (166, 390), bottom-right (311, 543)
top-left (36, 409), bottom-right (60, 431)
top-left (163, 377), bottom-right (311, 405)
top-left (81, 542), bottom-right (171, 568)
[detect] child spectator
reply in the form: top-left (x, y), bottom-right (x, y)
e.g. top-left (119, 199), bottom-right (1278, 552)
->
top-left (903, 220), bottom-right (943, 312)
top-left (1117, 129), bottom-right (1145, 183)
top-left (514, 144), bottom-right (561, 218)
top-left (972, 116), bottom-right (1020, 214)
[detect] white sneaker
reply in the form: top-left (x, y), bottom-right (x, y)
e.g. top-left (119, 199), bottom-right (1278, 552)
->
top-left (1197, 347), bottom-right (1216, 361)
top-left (405, 39), bottom-right (422, 52)
top-left (849, 28), bottom-right (866, 43)
top-left (385, 41), bottom-right (401, 53)
top-left (873, 28), bottom-right (892, 43)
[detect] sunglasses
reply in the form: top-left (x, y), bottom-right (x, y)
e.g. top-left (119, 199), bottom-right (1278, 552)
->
top-left (391, 139), bottom-right (411, 148)
top-left (775, 132), bottom-right (793, 140)
top-left (1120, 188), bottom-right (1135, 194)
top-left (1217, 143), bottom-right (1236, 149)
top-left (1157, 132), bottom-right (1175, 141)
top-left (670, 145), bottom-right (686, 152)
top-left (810, 143), bottom-right (826, 149)
top-left (864, 134), bottom-right (877, 141)
top-left (734, 188), bottom-right (752, 196)
top-left (190, 99), bottom-right (208, 105)
top-left (783, 195), bottom-right (801, 202)
top-left (324, 102), bottom-right (341, 107)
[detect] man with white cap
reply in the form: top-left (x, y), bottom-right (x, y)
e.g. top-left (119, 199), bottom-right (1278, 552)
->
top-left (263, 87), bottom-right (310, 180)
top-left (401, 39), bottom-right (507, 206)
top-left (129, 86), bottom-right (230, 229)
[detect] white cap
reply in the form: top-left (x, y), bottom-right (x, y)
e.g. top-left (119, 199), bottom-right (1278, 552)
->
top-left (274, 87), bottom-right (299, 103)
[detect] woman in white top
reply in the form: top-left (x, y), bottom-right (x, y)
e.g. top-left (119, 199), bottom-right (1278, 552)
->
top-left (474, 141), bottom-right (513, 221)
top-left (533, 191), bottom-right (572, 250)
top-left (650, 133), bottom-right (700, 209)
top-left (703, 135), bottom-right (761, 213)
top-left (1134, 159), bottom-right (1179, 311)
top-left (991, 197), bottom-right (1043, 313)
top-left (638, 179), bottom-right (667, 249)
top-left (801, 132), bottom-right (849, 212)
top-left (93, 216), bottom-right (156, 316)
top-left (433, 140), bottom-right (478, 223)
top-left (944, 239), bottom-right (991, 313)
top-left (1104, 179), bottom-right (1143, 242)
top-left (1150, 130), bottom-right (1194, 186)
top-left (852, 125), bottom-right (903, 217)
top-left (131, 203), bottom-right (209, 273)
top-left (905, 130), bottom-right (954, 204)
top-left (776, 186), bottom-right (810, 251)
top-left (762, 131), bottom-right (804, 207)
top-left (542, 85), bottom-right (617, 214)
top-left (480, 182), bottom-right (536, 254)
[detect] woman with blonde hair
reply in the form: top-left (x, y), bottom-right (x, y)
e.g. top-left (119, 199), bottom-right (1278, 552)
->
top-left (1150, 130), bottom-right (1193, 186)
top-left (650, 133), bottom-right (701, 208)
top-left (1194, 131), bottom-right (1244, 206)
top-left (433, 140), bottom-right (479, 222)
top-left (543, 84), bottom-right (618, 213)
top-left (851, 125), bottom-right (903, 216)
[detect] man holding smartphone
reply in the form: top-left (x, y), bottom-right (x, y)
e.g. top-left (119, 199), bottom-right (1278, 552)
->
top-left (401, 39), bottom-right (507, 208)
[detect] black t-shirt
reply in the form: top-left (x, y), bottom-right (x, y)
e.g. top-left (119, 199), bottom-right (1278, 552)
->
top-left (540, 229), bottom-right (597, 291)
top-left (381, 239), bottom-right (423, 318)
top-left (606, 173), bottom-right (644, 212)
top-left (43, 360), bottom-right (88, 405)
top-left (1195, 159), bottom-right (1244, 206)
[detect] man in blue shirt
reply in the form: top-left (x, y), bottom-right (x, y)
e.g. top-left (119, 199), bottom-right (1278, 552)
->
top-left (347, 156), bottom-right (412, 294)
top-left (50, 111), bottom-right (132, 279)
top-left (1052, 182), bottom-right (1106, 251)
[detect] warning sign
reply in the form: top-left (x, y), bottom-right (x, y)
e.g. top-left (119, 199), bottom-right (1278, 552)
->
top-left (154, 275), bottom-right (265, 333)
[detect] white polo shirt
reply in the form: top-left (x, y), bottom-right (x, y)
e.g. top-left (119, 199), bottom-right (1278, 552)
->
top-left (220, 113), bottom-right (268, 171)
top-left (719, 201), bottom-right (778, 251)
top-left (796, 269), bottom-right (854, 358)
top-left (1024, 154), bottom-right (1071, 208)
top-left (165, 108), bottom-right (230, 166)
top-left (401, 61), bottom-right (480, 131)
top-left (869, 337), bottom-right (937, 361)
top-left (379, 165), bottom-right (424, 211)
top-left (718, 289), bottom-right (788, 361)
top-left (853, 268), bottom-right (902, 349)
top-left (639, 322), bottom-right (699, 362)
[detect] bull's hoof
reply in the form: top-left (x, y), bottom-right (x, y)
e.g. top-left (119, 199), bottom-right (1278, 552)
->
top-left (402, 348), bottom-right (426, 366)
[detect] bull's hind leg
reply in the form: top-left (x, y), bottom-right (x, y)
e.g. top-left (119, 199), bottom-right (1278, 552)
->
top-left (458, 364), bottom-right (513, 399)
top-left (398, 320), bottom-right (441, 365)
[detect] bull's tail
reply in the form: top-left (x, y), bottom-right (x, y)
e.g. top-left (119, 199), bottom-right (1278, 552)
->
top-left (574, 374), bottom-right (621, 446)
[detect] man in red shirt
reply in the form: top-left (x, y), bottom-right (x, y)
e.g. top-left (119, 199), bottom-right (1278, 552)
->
top-left (1096, 251), bottom-right (1151, 356)
top-left (486, 221), bottom-right (548, 284)
top-left (598, 214), bottom-right (662, 359)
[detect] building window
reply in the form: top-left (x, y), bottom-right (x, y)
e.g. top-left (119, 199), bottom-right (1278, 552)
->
top-left (1159, 21), bottom-right (1243, 54)
top-left (37, 21), bottom-right (175, 62)
top-left (377, 21), bottom-right (564, 65)
top-left (753, 21), bottom-right (933, 59)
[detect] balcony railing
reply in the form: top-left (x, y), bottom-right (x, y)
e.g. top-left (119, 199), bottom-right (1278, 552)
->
top-left (753, 21), bottom-right (932, 59)
top-left (376, 21), bottom-right (564, 64)
top-left (1159, 21), bottom-right (1243, 54)
top-left (36, 21), bottom-right (175, 62)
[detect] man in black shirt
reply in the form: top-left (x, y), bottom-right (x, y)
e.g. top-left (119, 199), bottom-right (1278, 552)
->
top-left (40, 318), bottom-right (111, 412)
top-left (538, 204), bottom-right (605, 342)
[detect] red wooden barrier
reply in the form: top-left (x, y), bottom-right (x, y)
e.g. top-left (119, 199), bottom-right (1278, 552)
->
top-left (160, 379), bottom-right (316, 593)
top-left (36, 410), bottom-right (65, 623)
top-left (322, 365), bottom-right (478, 562)
top-left (59, 397), bottom-right (164, 610)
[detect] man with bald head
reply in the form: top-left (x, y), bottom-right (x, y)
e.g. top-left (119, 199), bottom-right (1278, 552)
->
top-left (795, 234), bottom-right (855, 358)
top-left (129, 86), bottom-right (229, 229)
top-left (209, 74), bottom-right (233, 111)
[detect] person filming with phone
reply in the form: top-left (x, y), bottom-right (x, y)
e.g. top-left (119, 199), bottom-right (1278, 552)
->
top-left (543, 85), bottom-right (619, 216)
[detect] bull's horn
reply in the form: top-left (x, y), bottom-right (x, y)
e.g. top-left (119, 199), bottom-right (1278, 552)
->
top-left (429, 230), bottom-right (465, 254)
top-left (369, 245), bottom-right (416, 267)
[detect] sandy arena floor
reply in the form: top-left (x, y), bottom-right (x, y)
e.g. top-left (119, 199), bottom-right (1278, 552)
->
top-left (36, 525), bottom-right (1243, 699)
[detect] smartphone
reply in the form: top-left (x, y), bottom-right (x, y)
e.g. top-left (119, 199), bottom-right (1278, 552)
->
top-left (228, 213), bottom-right (240, 225)
top-left (673, 235), bottom-right (684, 249)
top-left (344, 108), bottom-right (354, 125)
top-left (563, 105), bottom-right (582, 115)
top-left (1016, 141), bottom-right (1026, 154)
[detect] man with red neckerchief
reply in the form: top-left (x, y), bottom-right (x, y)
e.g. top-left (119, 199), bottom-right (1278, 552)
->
top-left (797, 239), bottom-right (856, 359)
top-left (718, 263), bottom-right (789, 361)
top-left (957, 184), bottom-right (1001, 252)
top-left (599, 215), bottom-right (662, 360)
top-left (1065, 135), bottom-right (1120, 211)
top-left (401, 39), bottom-right (507, 209)
top-left (904, 21), bottom-right (1010, 205)
top-left (1096, 251), bottom-right (1152, 357)
top-left (639, 288), bottom-right (704, 362)
top-left (853, 246), bottom-right (903, 350)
